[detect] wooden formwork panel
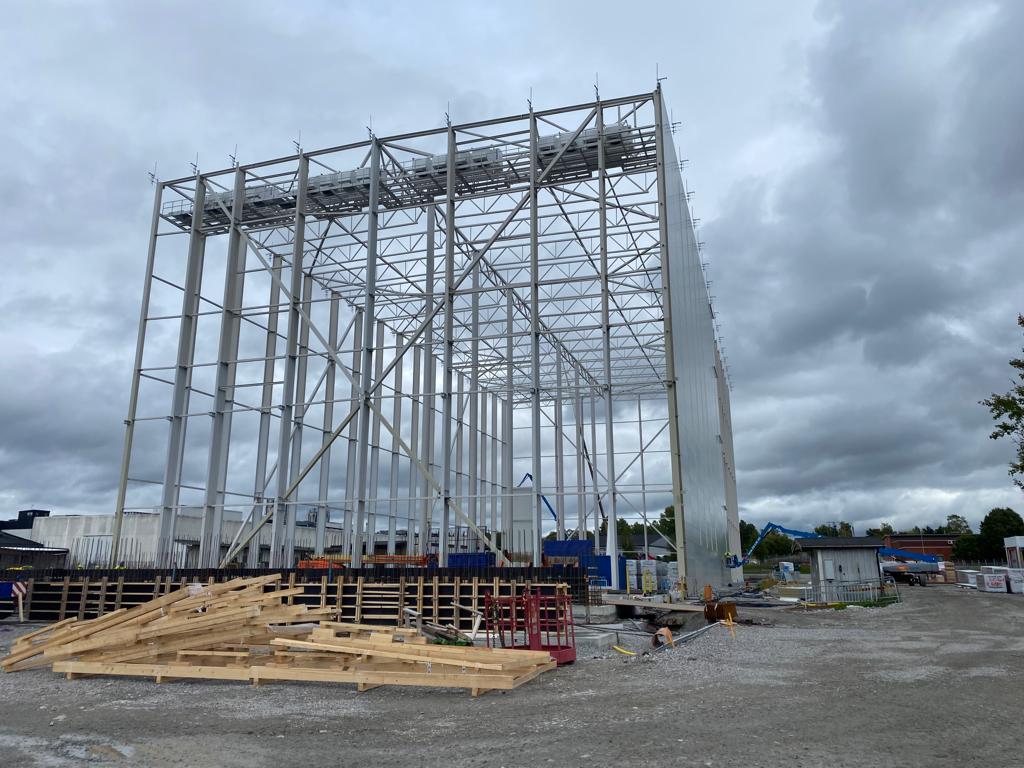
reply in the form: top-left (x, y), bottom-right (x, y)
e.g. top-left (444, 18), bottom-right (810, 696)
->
top-left (20, 575), bottom-right (568, 630)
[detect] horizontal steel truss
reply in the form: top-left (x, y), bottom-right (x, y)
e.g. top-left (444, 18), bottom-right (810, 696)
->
top-left (111, 90), bottom-right (692, 589)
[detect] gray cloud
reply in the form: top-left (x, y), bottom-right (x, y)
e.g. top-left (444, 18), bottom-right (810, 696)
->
top-left (0, 0), bottom-right (1021, 538)
top-left (710, 0), bottom-right (1024, 531)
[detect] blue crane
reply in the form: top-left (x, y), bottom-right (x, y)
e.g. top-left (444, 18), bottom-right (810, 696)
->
top-left (726, 522), bottom-right (940, 568)
top-left (516, 473), bottom-right (559, 523)
top-left (878, 547), bottom-right (938, 563)
top-left (726, 522), bottom-right (821, 569)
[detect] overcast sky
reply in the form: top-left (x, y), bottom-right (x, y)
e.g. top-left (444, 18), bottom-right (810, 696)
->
top-left (0, 0), bottom-right (1021, 534)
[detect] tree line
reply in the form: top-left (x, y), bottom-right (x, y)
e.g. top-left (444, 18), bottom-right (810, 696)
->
top-left (552, 507), bottom-right (1022, 563)
top-left (737, 509), bottom-right (1023, 561)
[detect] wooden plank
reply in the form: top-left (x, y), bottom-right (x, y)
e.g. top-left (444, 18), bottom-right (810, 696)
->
top-left (176, 650), bottom-right (251, 658)
top-left (59, 577), bottom-right (70, 621)
top-left (12, 618), bottom-right (77, 648)
top-left (90, 627), bottom-right (259, 664)
top-left (136, 606), bottom-right (261, 640)
top-left (24, 578), bottom-right (35, 619)
top-left (328, 637), bottom-right (551, 664)
top-left (53, 660), bottom-right (252, 682)
top-left (317, 621), bottom-right (417, 636)
top-left (114, 576), bottom-right (124, 611)
top-left (432, 576), bottom-right (439, 624)
top-left (355, 577), bottom-right (364, 623)
top-left (270, 638), bottom-right (544, 672)
top-left (397, 575), bottom-right (405, 624)
top-left (251, 663), bottom-right (529, 691)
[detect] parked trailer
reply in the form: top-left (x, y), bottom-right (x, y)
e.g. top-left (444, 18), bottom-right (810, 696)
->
top-left (881, 561), bottom-right (940, 586)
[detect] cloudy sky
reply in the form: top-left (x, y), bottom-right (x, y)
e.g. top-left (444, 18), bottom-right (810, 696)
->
top-left (1, 0), bottom-right (1021, 535)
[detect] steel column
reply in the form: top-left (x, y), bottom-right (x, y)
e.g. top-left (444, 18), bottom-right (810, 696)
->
top-left (366, 320), bottom-right (386, 555)
top-left (439, 126), bottom-right (457, 566)
top-left (343, 308), bottom-right (364, 555)
top-left (271, 155), bottom-right (309, 568)
top-left (315, 291), bottom-right (341, 554)
top-left (247, 252), bottom-right (284, 567)
top-left (157, 176), bottom-right (207, 567)
top-left (528, 108), bottom-right (543, 567)
top-left (654, 85), bottom-right (688, 589)
top-left (351, 140), bottom-right (382, 568)
top-left (199, 167), bottom-right (248, 567)
top-left (110, 182), bottom-right (162, 566)
top-left (597, 104), bottom-right (619, 587)
top-left (387, 331), bottom-right (404, 555)
top-left (490, 392), bottom-right (499, 535)
top-left (468, 260), bottom-right (480, 539)
top-left (418, 212), bottom-right (436, 555)
top-left (554, 351), bottom-right (565, 539)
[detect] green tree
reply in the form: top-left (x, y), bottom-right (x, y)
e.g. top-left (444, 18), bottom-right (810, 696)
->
top-left (655, 506), bottom-right (679, 561)
top-left (657, 506), bottom-right (676, 539)
top-left (739, 520), bottom-right (759, 553)
top-left (978, 507), bottom-right (1024, 559)
top-left (951, 534), bottom-right (981, 561)
top-left (952, 508), bottom-right (1024, 560)
top-left (814, 521), bottom-right (854, 537)
top-left (944, 514), bottom-right (972, 534)
top-left (754, 531), bottom-right (794, 559)
top-left (865, 522), bottom-right (895, 538)
top-left (981, 315), bottom-right (1024, 490)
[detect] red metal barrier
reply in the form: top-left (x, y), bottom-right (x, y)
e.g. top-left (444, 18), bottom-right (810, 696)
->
top-left (484, 588), bottom-right (576, 665)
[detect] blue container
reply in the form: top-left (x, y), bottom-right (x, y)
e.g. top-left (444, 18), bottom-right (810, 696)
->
top-left (447, 552), bottom-right (496, 568)
top-left (543, 540), bottom-right (593, 558)
top-left (577, 555), bottom-right (628, 587)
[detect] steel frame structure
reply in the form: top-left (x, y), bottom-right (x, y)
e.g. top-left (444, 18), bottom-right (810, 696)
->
top-left (111, 87), bottom-right (739, 591)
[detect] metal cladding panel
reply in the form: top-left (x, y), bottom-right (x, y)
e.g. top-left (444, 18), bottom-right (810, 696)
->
top-left (660, 103), bottom-right (730, 590)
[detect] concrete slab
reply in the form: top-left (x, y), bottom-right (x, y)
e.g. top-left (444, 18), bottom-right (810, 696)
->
top-left (572, 626), bottom-right (617, 655)
top-left (572, 603), bottom-right (618, 624)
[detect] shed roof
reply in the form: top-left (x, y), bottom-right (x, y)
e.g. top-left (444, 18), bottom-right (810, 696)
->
top-left (0, 530), bottom-right (67, 552)
top-left (794, 536), bottom-right (883, 550)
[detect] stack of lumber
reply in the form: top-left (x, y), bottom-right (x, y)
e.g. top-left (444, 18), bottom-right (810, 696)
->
top-left (1, 575), bottom-right (556, 697)
top-left (0, 575), bottom-right (324, 674)
top-left (261, 621), bottom-right (556, 696)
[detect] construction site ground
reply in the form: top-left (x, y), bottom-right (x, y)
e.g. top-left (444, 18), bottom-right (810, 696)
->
top-left (1, 586), bottom-right (1020, 768)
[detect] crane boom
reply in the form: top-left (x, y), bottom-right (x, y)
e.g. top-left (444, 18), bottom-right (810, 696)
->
top-left (727, 523), bottom-right (942, 568)
top-left (727, 521), bottom-right (821, 568)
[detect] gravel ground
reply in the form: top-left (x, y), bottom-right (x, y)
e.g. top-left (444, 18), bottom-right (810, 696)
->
top-left (1, 587), bottom-right (1021, 768)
